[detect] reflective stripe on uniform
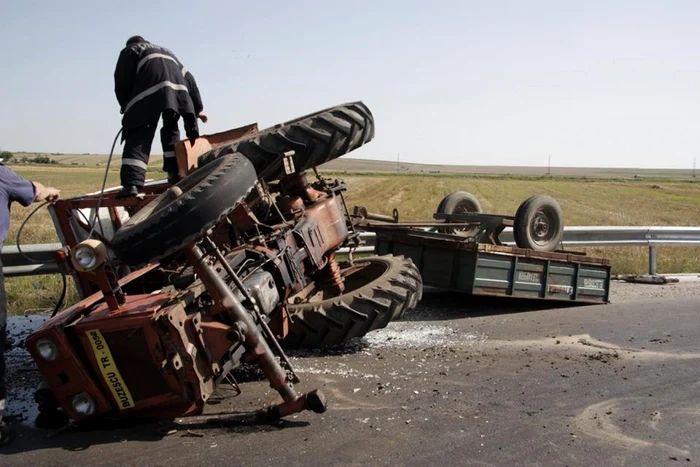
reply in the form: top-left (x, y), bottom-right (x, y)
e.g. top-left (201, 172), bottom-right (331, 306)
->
top-left (163, 151), bottom-right (176, 159)
top-left (181, 67), bottom-right (188, 77)
top-left (136, 53), bottom-right (179, 73)
top-left (121, 158), bottom-right (149, 171)
top-left (124, 81), bottom-right (189, 113)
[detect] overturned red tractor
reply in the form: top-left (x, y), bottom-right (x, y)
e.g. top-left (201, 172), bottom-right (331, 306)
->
top-left (27, 102), bottom-right (422, 423)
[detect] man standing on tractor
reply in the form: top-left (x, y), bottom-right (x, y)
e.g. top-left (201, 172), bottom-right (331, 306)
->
top-left (114, 36), bottom-right (208, 198)
top-left (0, 163), bottom-right (60, 447)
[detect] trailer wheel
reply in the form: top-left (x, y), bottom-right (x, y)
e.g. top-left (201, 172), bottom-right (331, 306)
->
top-left (198, 102), bottom-right (374, 182)
top-left (436, 191), bottom-right (482, 236)
top-left (282, 255), bottom-right (423, 349)
top-left (111, 154), bottom-right (257, 265)
top-left (513, 195), bottom-right (564, 252)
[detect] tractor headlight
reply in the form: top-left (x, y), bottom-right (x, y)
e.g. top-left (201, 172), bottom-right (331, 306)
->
top-left (35, 339), bottom-right (59, 361)
top-left (71, 392), bottom-right (97, 416)
top-left (71, 240), bottom-right (107, 272)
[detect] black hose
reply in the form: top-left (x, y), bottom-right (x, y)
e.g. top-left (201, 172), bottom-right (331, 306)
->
top-left (15, 200), bottom-right (51, 264)
top-left (88, 128), bottom-right (122, 239)
top-left (51, 273), bottom-right (67, 317)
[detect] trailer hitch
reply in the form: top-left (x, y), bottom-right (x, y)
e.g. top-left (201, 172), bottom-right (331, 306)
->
top-left (352, 206), bottom-right (400, 223)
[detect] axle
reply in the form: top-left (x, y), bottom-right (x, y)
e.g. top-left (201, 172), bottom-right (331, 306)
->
top-left (187, 240), bottom-right (326, 418)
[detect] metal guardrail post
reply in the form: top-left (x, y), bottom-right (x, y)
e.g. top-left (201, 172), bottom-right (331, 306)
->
top-left (649, 246), bottom-right (657, 276)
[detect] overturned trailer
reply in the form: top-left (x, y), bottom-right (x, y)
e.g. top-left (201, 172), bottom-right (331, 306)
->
top-left (354, 192), bottom-right (611, 304)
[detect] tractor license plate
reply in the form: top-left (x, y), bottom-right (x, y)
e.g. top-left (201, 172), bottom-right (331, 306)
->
top-left (87, 329), bottom-right (135, 410)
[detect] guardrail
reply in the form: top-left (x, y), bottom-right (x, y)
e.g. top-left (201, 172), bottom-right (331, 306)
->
top-left (3, 227), bottom-right (699, 278)
top-left (342, 227), bottom-right (700, 275)
top-left (1, 243), bottom-right (63, 277)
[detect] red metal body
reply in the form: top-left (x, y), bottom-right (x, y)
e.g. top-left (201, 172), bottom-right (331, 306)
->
top-left (29, 124), bottom-right (351, 423)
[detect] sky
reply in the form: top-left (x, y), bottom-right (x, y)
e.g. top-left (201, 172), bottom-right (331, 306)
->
top-left (1, 0), bottom-right (699, 169)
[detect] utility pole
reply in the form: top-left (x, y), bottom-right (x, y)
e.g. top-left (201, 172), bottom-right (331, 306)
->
top-left (693, 155), bottom-right (696, 178)
top-left (547, 155), bottom-right (551, 176)
top-left (397, 152), bottom-right (400, 173)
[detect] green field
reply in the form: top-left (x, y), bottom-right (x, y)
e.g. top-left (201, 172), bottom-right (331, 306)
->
top-left (4, 164), bottom-right (700, 315)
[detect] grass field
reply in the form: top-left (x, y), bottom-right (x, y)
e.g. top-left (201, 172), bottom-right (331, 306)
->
top-left (3, 164), bottom-right (699, 315)
top-left (13, 151), bottom-right (700, 179)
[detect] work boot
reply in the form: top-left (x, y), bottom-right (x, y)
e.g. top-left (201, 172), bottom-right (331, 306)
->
top-left (167, 172), bottom-right (180, 185)
top-left (116, 185), bottom-right (139, 199)
top-left (0, 424), bottom-right (15, 448)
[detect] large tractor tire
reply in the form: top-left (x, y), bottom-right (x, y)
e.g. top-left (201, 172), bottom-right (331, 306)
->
top-left (513, 195), bottom-right (564, 252)
top-left (282, 255), bottom-right (422, 349)
top-left (111, 154), bottom-right (257, 265)
top-left (436, 191), bottom-right (482, 236)
top-left (198, 102), bottom-right (374, 182)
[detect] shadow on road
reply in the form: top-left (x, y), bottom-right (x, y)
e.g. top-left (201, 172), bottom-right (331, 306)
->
top-left (3, 409), bottom-right (309, 456)
top-left (402, 288), bottom-right (593, 322)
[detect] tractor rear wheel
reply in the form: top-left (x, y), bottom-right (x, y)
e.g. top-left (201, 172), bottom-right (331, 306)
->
top-left (198, 102), bottom-right (374, 182)
top-left (282, 255), bottom-right (422, 349)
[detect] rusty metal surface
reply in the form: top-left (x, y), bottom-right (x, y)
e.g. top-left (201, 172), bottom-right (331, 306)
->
top-left (175, 123), bottom-right (259, 178)
top-left (294, 195), bottom-right (349, 269)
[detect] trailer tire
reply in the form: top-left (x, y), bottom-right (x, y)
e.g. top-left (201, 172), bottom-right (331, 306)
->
top-left (513, 195), bottom-right (564, 252)
top-left (111, 154), bottom-right (257, 265)
top-left (282, 255), bottom-right (422, 349)
top-left (436, 191), bottom-right (482, 235)
top-left (198, 102), bottom-right (374, 182)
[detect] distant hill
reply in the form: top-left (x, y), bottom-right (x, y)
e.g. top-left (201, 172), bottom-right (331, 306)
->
top-left (12, 152), bottom-right (697, 179)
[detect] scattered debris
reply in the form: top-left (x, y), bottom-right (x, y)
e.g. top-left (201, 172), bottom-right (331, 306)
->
top-left (612, 275), bottom-right (679, 285)
top-left (158, 427), bottom-right (178, 436)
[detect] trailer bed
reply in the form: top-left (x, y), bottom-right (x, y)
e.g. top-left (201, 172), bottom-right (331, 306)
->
top-left (371, 228), bottom-right (611, 303)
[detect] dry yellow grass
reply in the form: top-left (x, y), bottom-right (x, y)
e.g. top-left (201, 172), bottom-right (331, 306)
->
top-left (339, 175), bottom-right (700, 226)
top-left (337, 174), bottom-right (700, 276)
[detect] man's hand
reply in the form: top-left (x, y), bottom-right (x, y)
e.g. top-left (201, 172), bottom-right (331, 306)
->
top-left (32, 182), bottom-right (61, 203)
top-left (198, 111), bottom-right (208, 123)
top-left (43, 187), bottom-right (61, 203)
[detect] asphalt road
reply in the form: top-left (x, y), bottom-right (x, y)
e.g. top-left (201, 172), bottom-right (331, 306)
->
top-left (3, 282), bottom-right (700, 466)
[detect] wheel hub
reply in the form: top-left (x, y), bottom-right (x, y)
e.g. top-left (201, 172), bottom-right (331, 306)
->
top-left (532, 212), bottom-right (551, 240)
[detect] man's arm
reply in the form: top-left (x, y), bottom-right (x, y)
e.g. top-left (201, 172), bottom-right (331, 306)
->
top-left (0, 166), bottom-right (59, 206)
top-left (114, 48), bottom-right (137, 112)
top-left (185, 72), bottom-right (206, 122)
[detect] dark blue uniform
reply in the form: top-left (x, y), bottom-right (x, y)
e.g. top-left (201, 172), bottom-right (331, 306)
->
top-left (114, 41), bottom-right (204, 187)
top-left (0, 166), bottom-right (36, 426)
